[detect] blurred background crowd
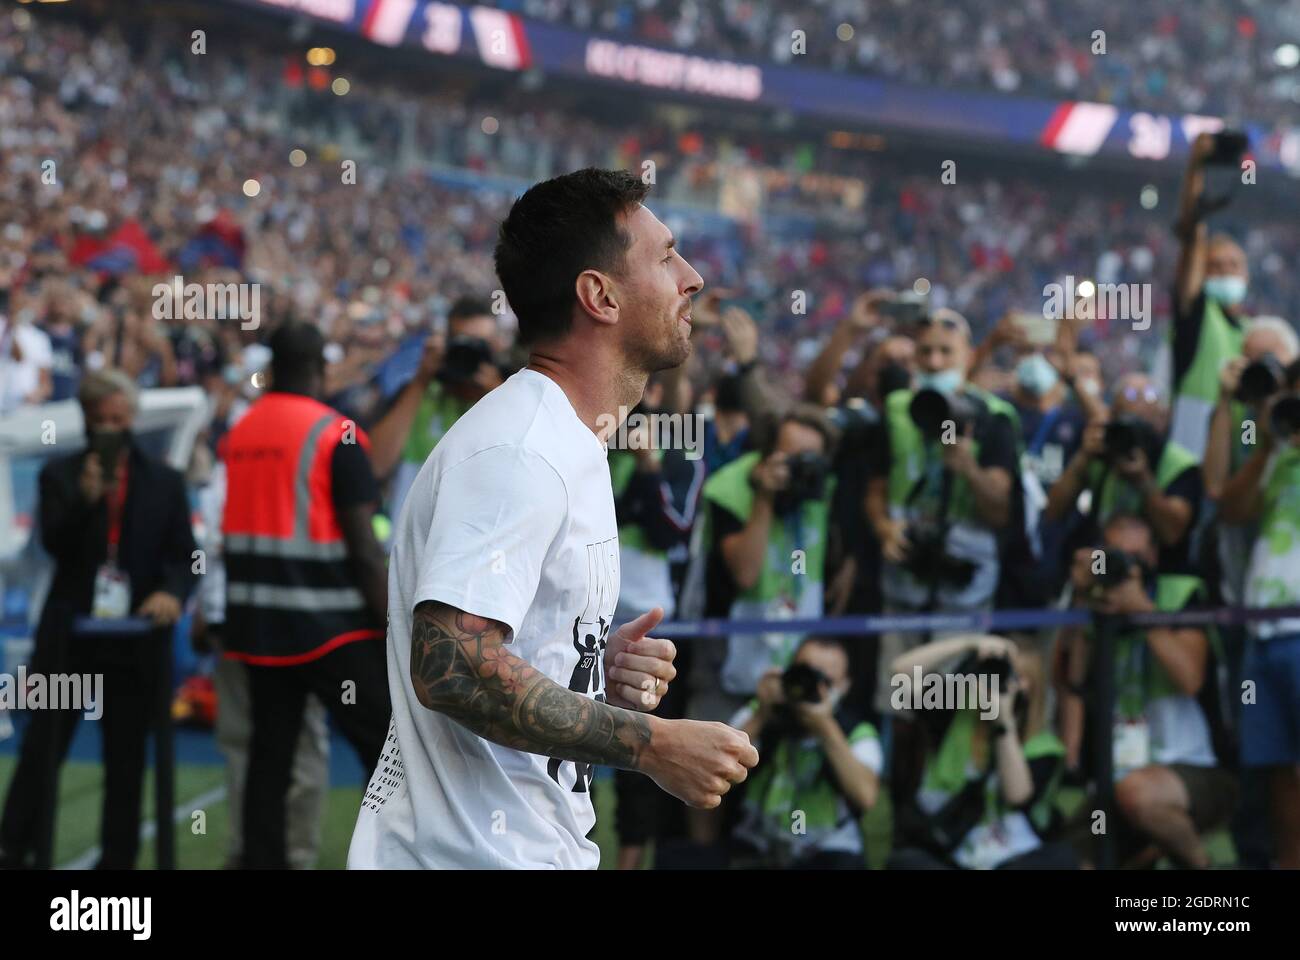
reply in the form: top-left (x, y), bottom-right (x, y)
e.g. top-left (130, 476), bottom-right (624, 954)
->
top-left (2, 0), bottom-right (1299, 871)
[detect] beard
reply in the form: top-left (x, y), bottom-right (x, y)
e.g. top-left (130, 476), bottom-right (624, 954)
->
top-left (627, 310), bottom-right (692, 373)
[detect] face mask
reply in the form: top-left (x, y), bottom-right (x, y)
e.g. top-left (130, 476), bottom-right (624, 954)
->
top-left (1204, 275), bottom-right (1247, 307)
top-left (877, 362), bottom-right (912, 400)
top-left (87, 428), bottom-right (131, 468)
top-left (1016, 354), bottom-right (1059, 396)
top-left (915, 368), bottom-right (964, 395)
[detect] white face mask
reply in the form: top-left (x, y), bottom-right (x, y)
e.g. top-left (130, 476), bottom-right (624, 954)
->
top-left (1204, 275), bottom-right (1248, 307)
top-left (915, 367), bottom-right (964, 395)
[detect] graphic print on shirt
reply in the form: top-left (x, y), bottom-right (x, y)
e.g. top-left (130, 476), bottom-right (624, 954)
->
top-left (548, 536), bottom-right (620, 793)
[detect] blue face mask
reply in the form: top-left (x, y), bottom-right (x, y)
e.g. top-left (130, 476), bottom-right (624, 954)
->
top-left (1016, 354), bottom-right (1059, 396)
top-left (1204, 275), bottom-right (1247, 307)
top-left (915, 368), bottom-right (964, 395)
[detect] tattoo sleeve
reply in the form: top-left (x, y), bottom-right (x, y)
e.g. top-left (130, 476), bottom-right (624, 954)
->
top-left (409, 601), bottom-right (652, 771)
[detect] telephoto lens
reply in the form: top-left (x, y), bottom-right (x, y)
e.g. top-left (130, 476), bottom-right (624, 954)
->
top-left (781, 663), bottom-right (829, 704)
top-left (1269, 395), bottom-right (1300, 439)
top-left (1103, 415), bottom-right (1158, 464)
top-left (1237, 353), bottom-right (1285, 404)
top-left (909, 388), bottom-right (982, 441)
top-left (1094, 548), bottom-right (1135, 587)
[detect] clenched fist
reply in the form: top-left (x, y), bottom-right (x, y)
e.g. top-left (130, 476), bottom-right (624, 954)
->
top-left (641, 718), bottom-right (758, 809)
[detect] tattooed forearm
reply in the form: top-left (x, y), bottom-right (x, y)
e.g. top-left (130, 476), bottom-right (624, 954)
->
top-left (409, 601), bottom-right (653, 770)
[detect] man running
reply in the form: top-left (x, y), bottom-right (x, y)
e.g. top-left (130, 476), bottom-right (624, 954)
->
top-left (348, 169), bottom-right (757, 869)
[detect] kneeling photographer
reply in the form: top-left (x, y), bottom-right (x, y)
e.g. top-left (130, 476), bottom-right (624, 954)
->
top-left (1059, 513), bottom-right (1236, 869)
top-left (1217, 361), bottom-right (1300, 869)
top-left (886, 635), bottom-right (1076, 869)
top-left (1045, 373), bottom-right (1201, 574)
top-left (729, 637), bottom-right (881, 869)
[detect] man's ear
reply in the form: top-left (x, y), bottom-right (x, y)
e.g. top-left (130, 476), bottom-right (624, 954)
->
top-left (575, 270), bottom-right (619, 328)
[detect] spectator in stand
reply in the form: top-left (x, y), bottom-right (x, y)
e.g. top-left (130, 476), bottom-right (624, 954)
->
top-left (0, 271), bottom-right (53, 415)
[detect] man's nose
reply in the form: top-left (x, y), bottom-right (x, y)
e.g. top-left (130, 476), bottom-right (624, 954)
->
top-left (681, 260), bottom-right (704, 297)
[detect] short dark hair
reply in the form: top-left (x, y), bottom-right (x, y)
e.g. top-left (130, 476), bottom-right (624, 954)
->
top-left (1103, 512), bottom-right (1153, 541)
top-left (448, 296), bottom-right (493, 323)
top-left (758, 403), bottom-right (840, 458)
top-left (799, 635), bottom-right (851, 661)
top-left (268, 322), bottom-right (325, 387)
top-left (494, 168), bottom-right (650, 347)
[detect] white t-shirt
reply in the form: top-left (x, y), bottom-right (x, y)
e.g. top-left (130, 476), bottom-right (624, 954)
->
top-left (348, 369), bottom-right (621, 869)
top-left (0, 319), bottom-right (53, 415)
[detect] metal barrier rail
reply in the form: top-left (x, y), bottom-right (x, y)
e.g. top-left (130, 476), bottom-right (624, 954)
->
top-left (656, 603), bottom-right (1300, 638)
top-left (658, 601), bottom-right (1300, 869)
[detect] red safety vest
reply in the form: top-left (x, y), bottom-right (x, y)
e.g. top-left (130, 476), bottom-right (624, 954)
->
top-left (221, 391), bottom-right (382, 665)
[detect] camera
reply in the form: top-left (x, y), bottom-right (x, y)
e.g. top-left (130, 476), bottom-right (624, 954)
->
top-left (437, 334), bottom-right (494, 385)
top-left (1270, 395), bottom-right (1300, 439)
top-left (781, 662), bottom-right (829, 704)
top-left (901, 519), bottom-right (978, 588)
top-left (1236, 353), bottom-right (1285, 404)
top-left (1103, 415), bottom-right (1160, 465)
top-left (909, 388), bottom-right (983, 441)
top-left (774, 451), bottom-right (829, 513)
top-left (1093, 548), bottom-right (1146, 588)
top-left (1205, 130), bottom-right (1249, 167)
top-left (879, 294), bottom-right (926, 326)
top-left (958, 650), bottom-right (1017, 687)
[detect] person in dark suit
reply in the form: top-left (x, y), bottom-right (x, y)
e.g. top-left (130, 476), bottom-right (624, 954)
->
top-left (0, 369), bottom-right (198, 869)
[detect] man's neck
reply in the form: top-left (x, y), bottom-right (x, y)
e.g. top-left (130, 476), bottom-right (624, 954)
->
top-left (527, 350), bottom-right (647, 441)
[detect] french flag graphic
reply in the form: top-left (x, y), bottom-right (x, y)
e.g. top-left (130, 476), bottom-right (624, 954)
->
top-left (469, 6), bottom-right (532, 70)
top-left (1039, 101), bottom-right (1119, 157)
top-left (361, 0), bottom-right (419, 47)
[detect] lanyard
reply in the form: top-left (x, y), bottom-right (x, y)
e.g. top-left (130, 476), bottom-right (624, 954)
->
top-left (1027, 406), bottom-right (1064, 456)
top-left (106, 457), bottom-right (130, 564)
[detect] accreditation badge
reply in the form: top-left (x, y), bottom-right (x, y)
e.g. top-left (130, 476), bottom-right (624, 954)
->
top-left (1112, 718), bottom-right (1152, 778)
top-left (92, 564), bottom-right (132, 620)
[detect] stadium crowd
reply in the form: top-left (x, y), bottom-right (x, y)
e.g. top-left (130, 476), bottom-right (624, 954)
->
top-left (489, 0), bottom-right (1300, 126)
top-left (2, 3), bottom-right (1300, 871)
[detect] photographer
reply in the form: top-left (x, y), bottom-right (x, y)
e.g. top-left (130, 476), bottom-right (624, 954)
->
top-left (368, 296), bottom-right (507, 522)
top-left (1204, 317), bottom-right (1299, 594)
top-left (1059, 513), bottom-right (1235, 869)
top-left (865, 310), bottom-right (1019, 611)
top-left (608, 374), bottom-right (704, 870)
top-left (1044, 374), bottom-right (1200, 574)
top-left (1217, 362), bottom-right (1300, 869)
top-left (702, 405), bottom-right (840, 701)
top-left (1201, 318), bottom-right (1297, 867)
top-left (1169, 131), bottom-right (1251, 459)
top-left (886, 635), bottom-right (1075, 869)
top-left (728, 636), bottom-right (881, 869)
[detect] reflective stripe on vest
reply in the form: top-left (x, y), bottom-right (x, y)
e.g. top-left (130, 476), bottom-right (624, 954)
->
top-left (222, 392), bottom-right (379, 662)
